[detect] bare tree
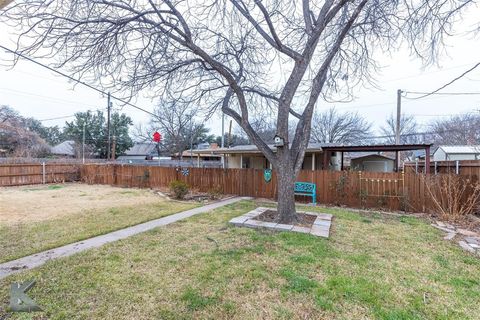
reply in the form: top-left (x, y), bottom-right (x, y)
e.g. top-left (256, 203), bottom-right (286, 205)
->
top-left (311, 107), bottom-right (372, 144)
top-left (380, 114), bottom-right (421, 144)
top-left (0, 105), bottom-right (50, 157)
top-left (430, 113), bottom-right (480, 145)
top-left (1, 0), bottom-right (476, 223)
top-left (136, 99), bottom-right (212, 157)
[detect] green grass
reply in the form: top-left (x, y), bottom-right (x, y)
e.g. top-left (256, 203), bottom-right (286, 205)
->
top-left (0, 201), bottom-right (198, 263)
top-left (1, 201), bottom-right (479, 319)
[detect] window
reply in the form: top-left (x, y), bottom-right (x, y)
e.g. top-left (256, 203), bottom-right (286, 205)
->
top-left (242, 157), bottom-right (250, 169)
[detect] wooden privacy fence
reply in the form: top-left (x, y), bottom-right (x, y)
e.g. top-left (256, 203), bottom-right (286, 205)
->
top-left (80, 164), bottom-right (460, 213)
top-left (404, 160), bottom-right (480, 175)
top-left (0, 163), bottom-right (81, 186)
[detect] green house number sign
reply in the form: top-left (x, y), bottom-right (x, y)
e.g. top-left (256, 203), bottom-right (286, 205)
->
top-left (264, 169), bottom-right (272, 182)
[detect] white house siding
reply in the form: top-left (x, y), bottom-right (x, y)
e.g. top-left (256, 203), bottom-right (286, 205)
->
top-left (227, 155), bottom-right (242, 168)
top-left (226, 154), bottom-right (268, 169)
top-left (433, 146), bottom-right (480, 161)
top-left (433, 149), bottom-right (447, 162)
top-left (433, 149), bottom-right (480, 161)
top-left (226, 152), bottom-right (336, 170)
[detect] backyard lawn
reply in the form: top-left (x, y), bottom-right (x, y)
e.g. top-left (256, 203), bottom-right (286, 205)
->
top-left (1, 200), bottom-right (479, 319)
top-left (0, 184), bottom-right (198, 263)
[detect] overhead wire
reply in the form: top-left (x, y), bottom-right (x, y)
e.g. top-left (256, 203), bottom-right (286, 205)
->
top-left (0, 44), bottom-right (158, 119)
top-left (402, 62), bottom-right (480, 100)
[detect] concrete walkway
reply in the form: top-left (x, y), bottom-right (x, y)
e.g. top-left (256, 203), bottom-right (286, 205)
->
top-left (0, 196), bottom-right (250, 280)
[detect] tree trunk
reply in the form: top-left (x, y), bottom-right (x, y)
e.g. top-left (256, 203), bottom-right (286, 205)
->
top-left (276, 162), bottom-right (298, 224)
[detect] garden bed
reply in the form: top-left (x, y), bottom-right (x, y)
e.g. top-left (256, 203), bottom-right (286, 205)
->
top-left (229, 207), bottom-right (332, 238)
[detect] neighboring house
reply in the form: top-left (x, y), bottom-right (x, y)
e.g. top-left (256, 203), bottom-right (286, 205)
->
top-left (50, 140), bottom-right (76, 158)
top-left (172, 143), bottom-right (221, 162)
top-left (350, 154), bottom-right (395, 172)
top-left (173, 150), bottom-right (222, 162)
top-left (408, 148), bottom-right (437, 161)
top-left (193, 143), bottom-right (328, 170)
top-left (193, 143), bottom-right (432, 172)
top-left (433, 146), bottom-right (480, 161)
top-left (117, 142), bottom-right (158, 161)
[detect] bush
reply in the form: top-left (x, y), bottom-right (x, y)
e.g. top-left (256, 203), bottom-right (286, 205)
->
top-left (208, 186), bottom-right (223, 200)
top-left (169, 180), bottom-right (189, 199)
top-left (423, 174), bottom-right (480, 221)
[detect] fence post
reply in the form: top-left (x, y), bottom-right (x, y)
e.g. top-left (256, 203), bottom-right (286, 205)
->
top-left (42, 162), bottom-right (46, 184)
top-left (434, 161), bottom-right (437, 175)
top-left (456, 160), bottom-right (459, 175)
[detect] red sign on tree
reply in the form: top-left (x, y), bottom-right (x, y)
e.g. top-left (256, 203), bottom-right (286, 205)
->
top-left (153, 131), bottom-right (162, 143)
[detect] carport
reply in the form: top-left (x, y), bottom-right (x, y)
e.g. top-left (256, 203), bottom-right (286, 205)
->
top-left (321, 143), bottom-right (433, 173)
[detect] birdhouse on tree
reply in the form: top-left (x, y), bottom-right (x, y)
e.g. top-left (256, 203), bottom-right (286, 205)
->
top-left (274, 135), bottom-right (285, 147)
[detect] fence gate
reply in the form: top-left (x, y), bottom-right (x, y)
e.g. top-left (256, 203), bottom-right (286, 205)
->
top-left (358, 172), bottom-right (406, 208)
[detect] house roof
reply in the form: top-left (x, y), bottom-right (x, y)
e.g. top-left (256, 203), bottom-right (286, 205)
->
top-left (437, 145), bottom-right (480, 154)
top-left (174, 150), bottom-right (222, 158)
top-left (192, 143), bottom-right (326, 155)
top-left (50, 140), bottom-right (75, 156)
top-left (193, 142), bottom-right (432, 155)
top-left (124, 142), bottom-right (158, 156)
top-left (351, 154), bottom-right (395, 161)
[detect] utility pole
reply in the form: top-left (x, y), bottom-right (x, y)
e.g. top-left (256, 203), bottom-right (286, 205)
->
top-left (221, 112), bottom-right (225, 148)
top-left (221, 112), bottom-right (225, 168)
top-left (107, 92), bottom-right (112, 160)
top-left (190, 117), bottom-right (194, 166)
top-left (111, 135), bottom-right (116, 160)
top-left (82, 122), bottom-right (86, 164)
top-left (396, 89), bottom-right (402, 145)
top-left (227, 120), bottom-right (232, 147)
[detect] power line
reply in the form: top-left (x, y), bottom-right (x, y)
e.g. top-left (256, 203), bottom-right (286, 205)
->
top-left (38, 115), bottom-right (76, 122)
top-left (0, 87), bottom-right (100, 109)
top-left (403, 62), bottom-right (480, 100)
top-left (38, 107), bottom-right (108, 122)
top-left (382, 61), bottom-right (480, 84)
top-left (404, 91), bottom-right (480, 98)
top-left (0, 44), bottom-right (158, 119)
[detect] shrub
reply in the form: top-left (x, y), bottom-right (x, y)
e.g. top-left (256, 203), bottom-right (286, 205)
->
top-left (423, 174), bottom-right (480, 221)
top-left (207, 186), bottom-right (222, 200)
top-left (169, 180), bottom-right (189, 199)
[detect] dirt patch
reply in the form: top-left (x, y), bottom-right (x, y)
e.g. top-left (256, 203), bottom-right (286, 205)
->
top-left (256, 210), bottom-right (316, 227)
top-left (0, 183), bottom-right (165, 224)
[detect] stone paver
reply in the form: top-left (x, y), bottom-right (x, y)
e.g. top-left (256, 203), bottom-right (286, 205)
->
top-left (310, 225), bottom-right (330, 238)
top-left (432, 220), bottom-right (480, 256)
top-left (465, 237), bottom-right (480, 245)
top-left (292, 226), bottom-right (311, 234)
top-left (230, 207), bottom-right (332, 238)
top-left (0, 196), bottom-right (251, 280)
top-left (229, 216), bottom-right (250, 226)
top-left (275, 224), bottom-right (294, 231)
top-left (443, 232), bottom-right (456, 241)
top-left (459, 240), bottom-right (476, 253)
top-left (458, 229), bottom-right (479, 237)
top-left (313, 219), bottom-right (331, 227)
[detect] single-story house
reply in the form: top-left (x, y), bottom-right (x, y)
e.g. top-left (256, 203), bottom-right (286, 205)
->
top-left (50, 140), bottom-right (76, 158)
top-left (172, 143), bottom-right (222, 162)
top-left (117, 142), bottom-right (158, 161)
top-left (433, 145), bottom-right (480, 162)
top-left (193, 143), bottom-right (433, 172)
